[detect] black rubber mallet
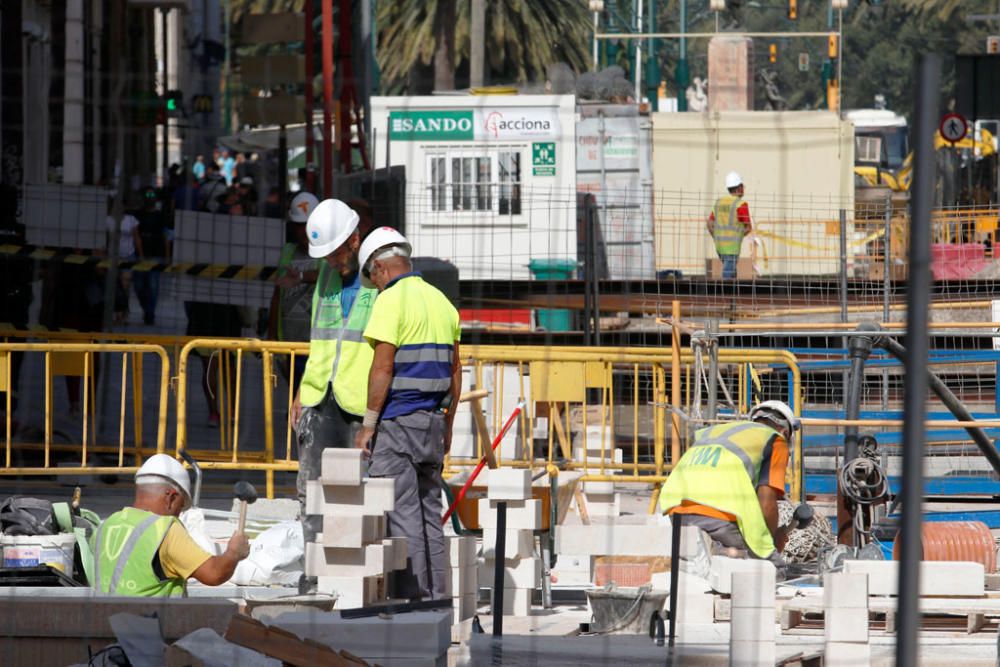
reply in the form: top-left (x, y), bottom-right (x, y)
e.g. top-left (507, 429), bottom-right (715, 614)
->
top-left (234, 481), bottom-right (258, 533)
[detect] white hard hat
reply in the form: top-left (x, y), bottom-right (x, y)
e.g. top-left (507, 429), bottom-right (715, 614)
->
top-left (359, 227), bottom-right (412, 287)
top-left (306, 199), bottom-right (359, 258)
top-left (725, 171), bottom-right (743, 189)
top-left (135, 454), bottom-right (193, 509)
top-left (288, 191), bottom-right (319, 223)
top-left (749, 400), bottom-right (800, 435)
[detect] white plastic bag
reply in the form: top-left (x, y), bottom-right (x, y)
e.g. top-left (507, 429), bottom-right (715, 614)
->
top-left (230, 521), bottom-right (303, 586)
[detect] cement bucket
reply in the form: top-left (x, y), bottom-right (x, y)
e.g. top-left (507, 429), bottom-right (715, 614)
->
top-left (586, 584), bottom-right (668, 634)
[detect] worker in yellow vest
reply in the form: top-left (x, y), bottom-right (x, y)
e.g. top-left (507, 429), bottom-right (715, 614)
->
top-left (93, 454), bottom-right (249, 596)
top-left (707, 171), bottom-right (753, 279)
top-left (292, 199), bottom-right (380, 590)
top-left (660, 401), bottom-right (799, 576)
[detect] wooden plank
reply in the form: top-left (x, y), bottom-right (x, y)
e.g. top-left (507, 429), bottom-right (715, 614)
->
top-left (224, 614), bottom-right (359, 667)
top-left (967, 612), bottom-right (987, 634)
top-left (469, 397), bottom-right (497, 469)
top-left (243, 12), bottom-right (305, 43)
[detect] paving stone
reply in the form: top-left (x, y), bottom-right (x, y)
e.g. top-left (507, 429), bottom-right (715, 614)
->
top-left (321, 514), bottom-right (384, 549)
top-left (487, 468), bottom-right (532, 501)
top-left (481, 528), bottom-right (535, 559)
top-left (823, 573), bottom-right (868, 609)
top-left (319, 448), bottom-right (365, 485)
top-left (841, 560), bottom-right (985, 597)
top-left (477, 499), bottom-right (542, 530)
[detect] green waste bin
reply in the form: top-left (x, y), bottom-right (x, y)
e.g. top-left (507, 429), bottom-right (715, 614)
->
top-left (528, 258), bottom-right (577, 332)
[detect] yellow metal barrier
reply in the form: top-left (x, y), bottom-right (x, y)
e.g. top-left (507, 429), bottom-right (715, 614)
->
top-left (0, 342), bottom-right (170, 475)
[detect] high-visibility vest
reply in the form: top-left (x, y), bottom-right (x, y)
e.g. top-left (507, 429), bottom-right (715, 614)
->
top-left (298, 262), bottom-right (378, 413)
top-left (712, 195), bottom-right (748, 256)
top-left (92, 507), bottom-right (185, 597)
top-left (659, 421), bottom-right (782, 558)
top-left (276, 242), bottom-right (320, 342)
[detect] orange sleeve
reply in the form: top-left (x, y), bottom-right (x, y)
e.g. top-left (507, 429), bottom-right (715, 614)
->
top-left (758, 435), bottom-right (788, 496)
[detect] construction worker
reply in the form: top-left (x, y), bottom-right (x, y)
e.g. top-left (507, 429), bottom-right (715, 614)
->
top-left (707, 171), bottom-right (753, 279)
top-left (92, 454), bottom-right (250, 596)
top-left (268, 191), bottom-right (321, 394)
top-left (292, 199), bottom-right (380, 570)
top-left (353, 228), bottom-right (462, 601)
top-left (659, 401), bottom-right (799, 576)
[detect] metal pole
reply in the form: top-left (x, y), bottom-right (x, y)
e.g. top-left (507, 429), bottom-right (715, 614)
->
top-left (635, 0), bottom-right (643, 102)
top-left (837, 9), bottom-right (843, 111)
top-left (161, 8), bottom-right (169, 180)
top-left (707, 318), bottom-right (719, 420)
top-left (839, 208), bottom-right (848, 402)
top-left (676, 0), bottom-right (688, 111)
top-left (667, 513), bottom-right (682, 647)
top-left (470, 0), bottom-right (485, 87)
top-left (304, 0), bottom-right (315, 193)
top-left (322, 0), bottom-right (334, 197)
top-left (896, 54), bottom-right (940, 667)
top-left (593, 11), bottom-right (600, 70)
top-left (882, 196), bottom-right (892, 410)
top-left (646, 0), bottom-right (659, 111)
top-left (278, 125), bottom-right (288, 203)
top-left (491, 501), bottom-right (507, 636)
top-left (223, 0), bottom-right (231, 134)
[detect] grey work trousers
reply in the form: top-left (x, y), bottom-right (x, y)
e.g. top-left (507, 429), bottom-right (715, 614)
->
top-left (679, 513), bottom-right (787, 579)
top-left (296, 390), bottom-right (362, 544)
top-left (368, 409), bottom-right (447, 601)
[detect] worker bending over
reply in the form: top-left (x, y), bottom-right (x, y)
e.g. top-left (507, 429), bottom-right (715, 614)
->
top-left (93, 454), bottom-right (250, 596)
top-left (354, 228), bottom-right (462, 600)
top-left (293, 200), bottom-right (380, 579)
top-left (707, 171), bottom-right (753, 279)
top-left (659, 401), bottom-right (799, 576)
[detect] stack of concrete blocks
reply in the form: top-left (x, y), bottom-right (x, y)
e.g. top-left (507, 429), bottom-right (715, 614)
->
top-left (729, 560), bottom-right (776, 667)
top-left (482, 364), bottom-right (529, 460)
top-left (445, 367), bottom-right (478, 459)
top-left (574, 424), bottom-right (621, 517)
top-left (303, 449), bottom-right (406, 608)
top-left (478, 468), bottom-right (541, 616)
top-left (823, 573), bottom-right (870, 666)
top-left (444, 535), bottom-right (478, 628)
top-left (170, 211), bottom-right (282, 307)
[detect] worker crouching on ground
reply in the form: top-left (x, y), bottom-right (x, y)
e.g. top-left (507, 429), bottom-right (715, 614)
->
top-left (293, 199), bottom-right (380, 594)
top-left (92, 454), bottom-right (250, 596)
top-left (659, 400), bottom-right (800, 578)
top-left (353, 228), bottom-right (462, 600)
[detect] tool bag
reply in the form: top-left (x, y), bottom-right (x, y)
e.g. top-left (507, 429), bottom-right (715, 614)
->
top-left (0, 497), bottom-right (56, 536)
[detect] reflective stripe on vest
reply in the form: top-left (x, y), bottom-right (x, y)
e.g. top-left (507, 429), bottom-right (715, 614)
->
top-left (659, 421), bottom-right (780, 558)
top-left (94, 508), bottom-right (185, 597)
top-left (713, 195), bottom-right (747, 256)
top-left (298, 262), bottom-right (377, 414)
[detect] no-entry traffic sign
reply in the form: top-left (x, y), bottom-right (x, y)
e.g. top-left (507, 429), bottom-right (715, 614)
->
top-left (940, 112), bottom-right (968, 144)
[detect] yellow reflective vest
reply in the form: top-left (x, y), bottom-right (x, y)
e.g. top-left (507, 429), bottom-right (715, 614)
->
top-left (298, 262), bottom-right (378, 414)
top-left (712, 194), bottom-right (748, 256)
top-left (93, 507), bottom-right (185, 597)
top-left (659, 421), bottom-right (782, 558)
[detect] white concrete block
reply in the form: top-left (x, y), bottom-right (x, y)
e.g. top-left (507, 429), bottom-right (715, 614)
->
top-left (823, 641), bottom-right (871, 667)
top-left (388, 536), bottom-right (408, 571)
top-left (730, 607), bottom-right (777, 642)
top-left (823, 573), bottom-right (868, 609)
top-left (449, 566), bottom-right (477, 597)
top-left (444, 535), bottom-right (478, 569)
top-left (270, 609), bottom-right (452, 659)
top-left (555, 523), bottom-right (704, 557)
top-left (551, 554), bottom-right (593, 586)
top-left (321, 515), bottom-right (384, 549)
top-left (455, 593), bottom-right (477, 622)
top-left (306, 540), bottom-right (387, 577)
top-left (317, 575), bottom-right (382, 607)
top-left (479, 557), bottom-right (540, 589)
top-left (487, 468), bottom-right (532, 501)
top-left (729, 640), bottom-right (775, 667)
top-left (481, 528), bottom-right (535, 559)
top-left (824, 608), bottom-right (869, 643)
top-left (842, 560), bottom-right (985, 597)
top-left (319, 448), bottom-right (365, 485)
top-left (305, 479), bottom-right (394, 516)
top-left (477, 498), bottom-right (542, 530)
top-left (489, 587), bottom-right (532, 616)
top-left (585, 495), bottom-right (620, 517)
top-left (710, 557), bottom-right (776, 597)
top-left (730, 563), bottom-right (776, 609)
top-left (583, 480), bottom-right (615, 495)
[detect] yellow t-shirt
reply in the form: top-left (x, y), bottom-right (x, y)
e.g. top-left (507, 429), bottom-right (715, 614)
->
top-left (158, 522), bottom-right (212, 580)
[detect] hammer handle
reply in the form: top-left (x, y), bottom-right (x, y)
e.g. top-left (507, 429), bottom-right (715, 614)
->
top-left (238, 500), bottom-right (248, 533)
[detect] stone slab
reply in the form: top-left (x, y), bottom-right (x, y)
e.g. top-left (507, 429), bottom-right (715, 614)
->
top-left (319, 448), bottom-right (365, 486)
top-left (305, 478), bottom-right (394, 516)
top-left (730, 607), bottom-right (776, 642)
top-left (710, 556), bottom-right (777, 596)
top-left (841, 560), bottom-right (985, 597)
top-left (555, 523), bottom-right (703, 557)
top-left (731, 563), bottom-right (776, 610)
top-left (306, 540), bottom-right (387, 578)
top-left (477, 498), bottom-right (542, 530)
top-left (489, 587), bottom-right (533, 616)
top-left (823, 573), bottom-right (868, 609)
top-left (321, 514), bottom-right (384, 549)
top-left (481, 528), bottom-right (535, 559)
top-left (444, 535), bottom-right (478, 569)
top-left (824, 608), bottom-right (869, 643)
top-left (487, 468), bottom-right (532, 501)
top-left (269, 609), bottom-right (452, 659)
top-left (479, 556), bottom-right (541, 589)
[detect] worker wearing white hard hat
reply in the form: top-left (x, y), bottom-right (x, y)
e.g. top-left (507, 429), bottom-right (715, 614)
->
top-left (268, 191), bottom-right (323, 390)
top-left (92, 454), bottom-right (250, 596)
top-left (707, 170), bottom-right (753, 279)
top-left (354, 228), bottom-right (462, 600)
top-left (293, 200), bottom-right (381, 592)
top-left (659, 400), bottom-right (801, 578)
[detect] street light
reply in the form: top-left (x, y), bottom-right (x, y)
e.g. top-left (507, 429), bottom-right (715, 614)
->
top-left (831, 0), bottom-right (849, 9)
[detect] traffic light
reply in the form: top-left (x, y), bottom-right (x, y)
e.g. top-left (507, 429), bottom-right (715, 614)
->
top-left (769, 43), bottom-right (777, 64)
top-left (828, 34), bottom-right (839, 59)
top-left (164, 90), bottom-right (183, 117)
top-left (788, 0), bottom-right (797, 20)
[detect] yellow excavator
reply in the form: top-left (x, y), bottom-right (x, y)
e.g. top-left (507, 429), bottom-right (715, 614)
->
top-left (855, 128), bottom-right (996, 193)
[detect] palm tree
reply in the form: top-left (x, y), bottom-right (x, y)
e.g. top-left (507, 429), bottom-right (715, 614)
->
top-left (377, 0), bottom-right (592, 93)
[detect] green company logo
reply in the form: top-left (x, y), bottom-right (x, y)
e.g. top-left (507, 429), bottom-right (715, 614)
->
top-left (389, 110), bottom-right (474, 141)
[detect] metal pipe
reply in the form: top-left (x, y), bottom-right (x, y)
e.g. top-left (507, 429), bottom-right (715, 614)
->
top-left (883, 196), bottom-right (892, 410)
top-left (321, 0), bottom-right (334, 196)
top-left (304, 0), bottom-right (315, 192)
top-left (671, 300), bottom-right (682, 465)
top-left (876, 335), bottom-right (1000, 476)
top-left (839, 208), bottom-right (849, 403)
top-left (896, 54), bottom-right (939, 667)
top-left (707, 319), bottom-right (719, 420)
top-left (635, 0), bottom-right (643, 102)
